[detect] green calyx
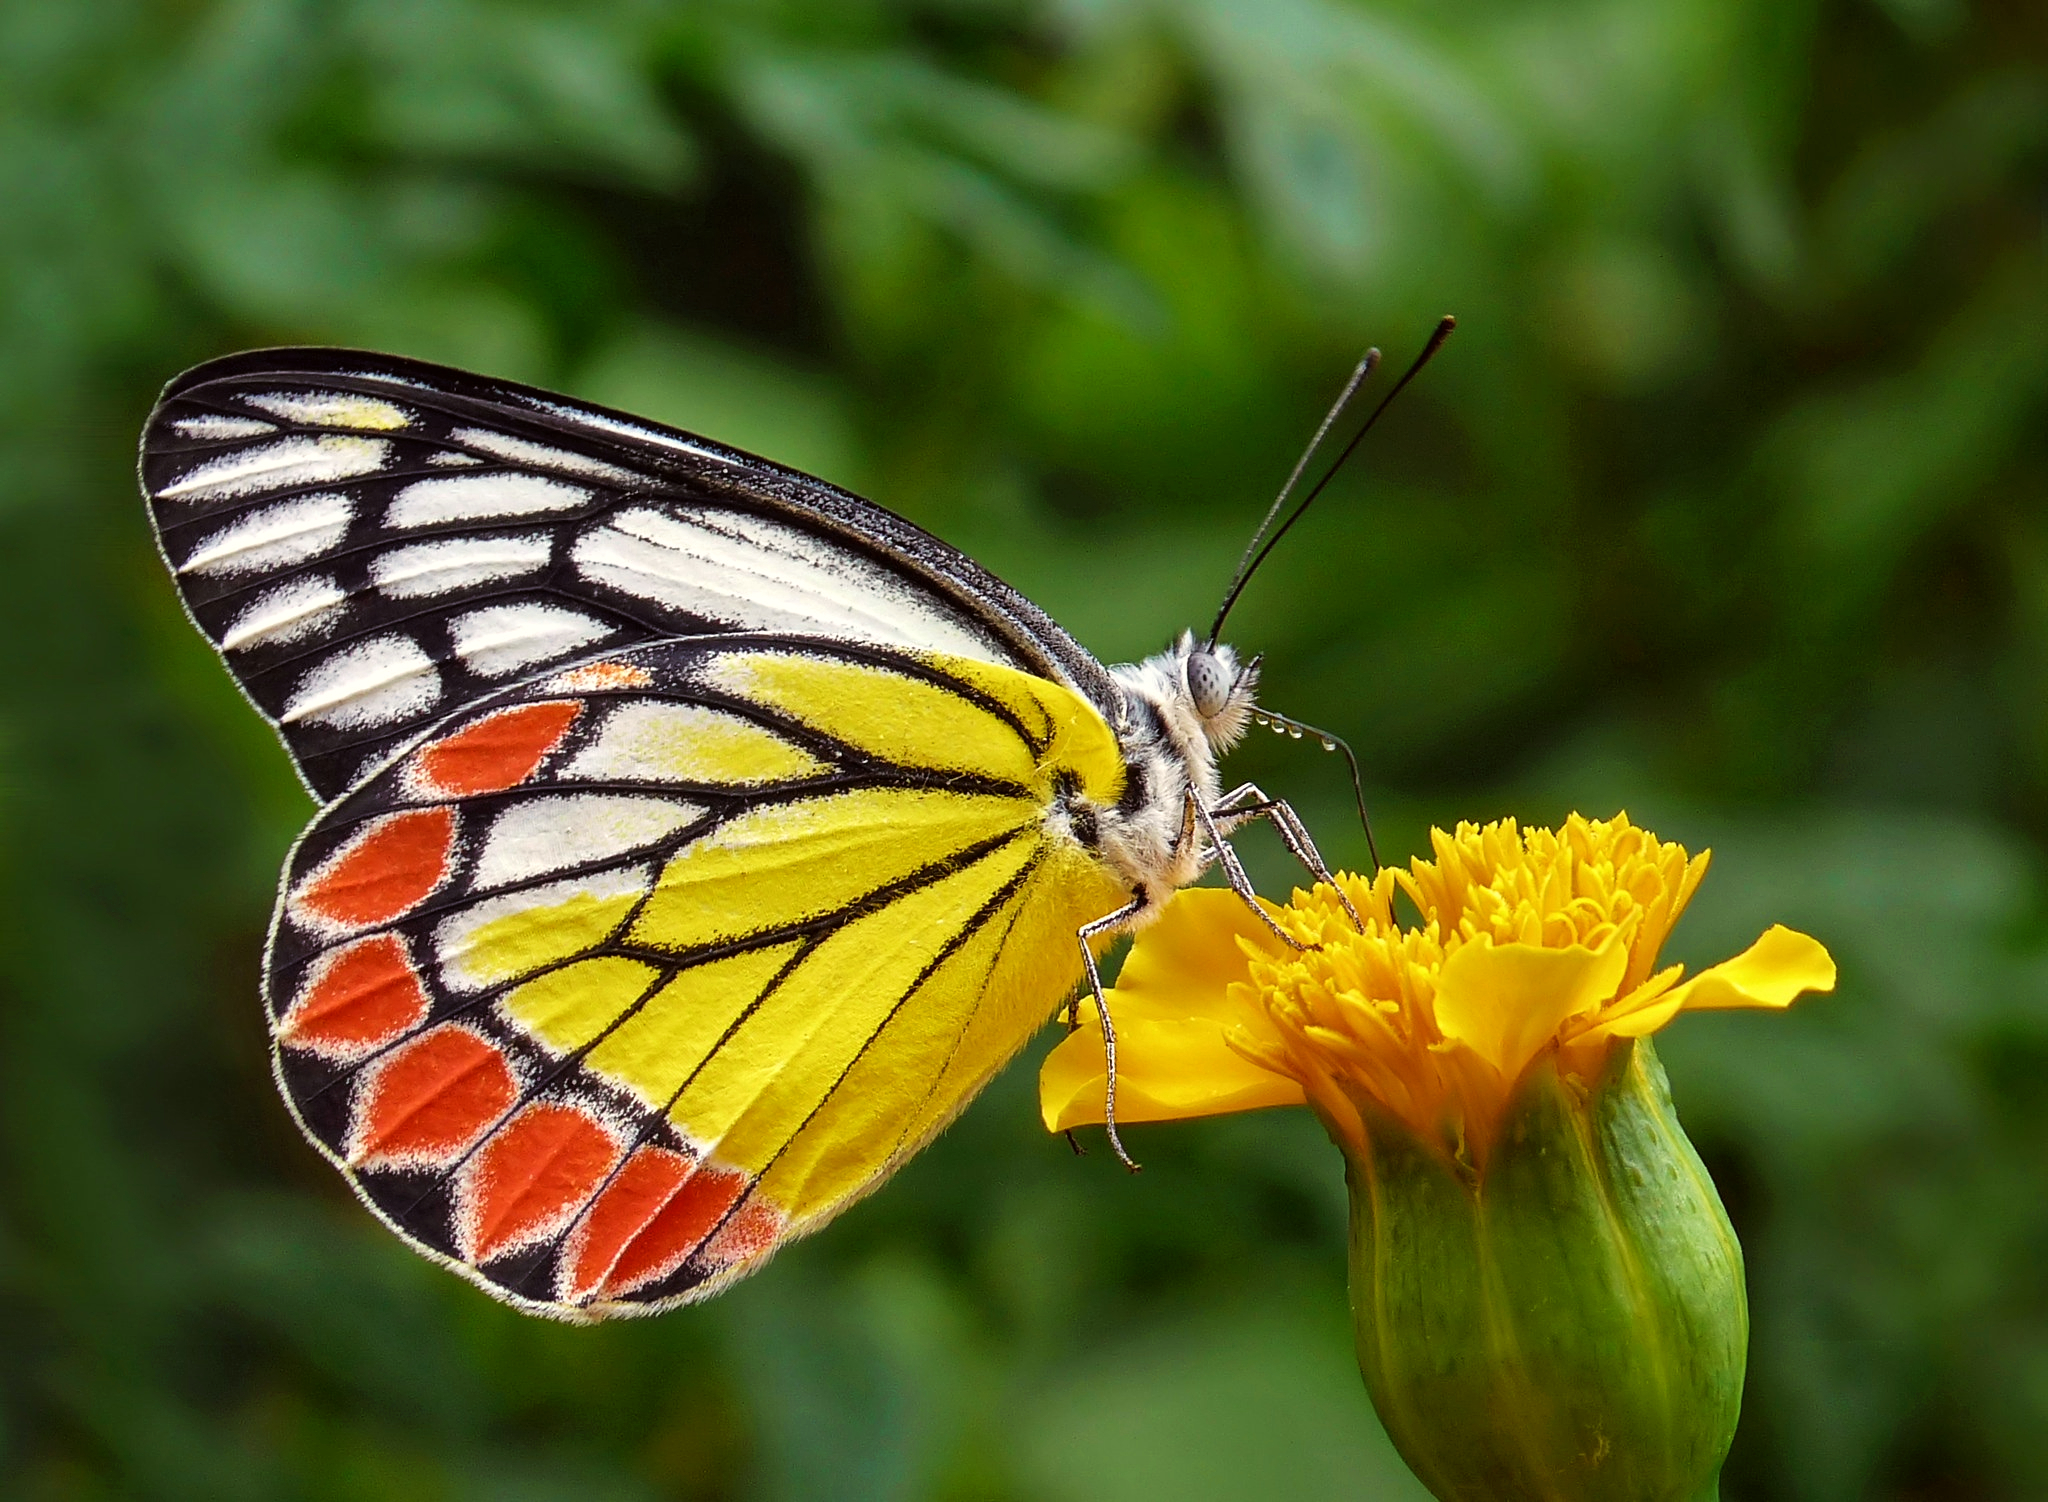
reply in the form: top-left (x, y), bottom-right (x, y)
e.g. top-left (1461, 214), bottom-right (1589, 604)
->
top-left (1343, 1039), bottom-right (1744, 1502)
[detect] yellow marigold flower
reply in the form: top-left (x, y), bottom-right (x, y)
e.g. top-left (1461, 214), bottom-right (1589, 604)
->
top-left (1040, 813), bottom-right (1836, 1502)
top-left (1041, 812), bottom-right (1833, 1161)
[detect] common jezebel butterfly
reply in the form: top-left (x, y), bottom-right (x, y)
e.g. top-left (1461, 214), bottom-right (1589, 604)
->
top-left (140, 339), bottom-right (1434, 1319)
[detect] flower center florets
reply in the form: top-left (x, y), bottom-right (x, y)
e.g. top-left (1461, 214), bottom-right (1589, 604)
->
top-left (1223, 815), bottom-right (1709, 1160)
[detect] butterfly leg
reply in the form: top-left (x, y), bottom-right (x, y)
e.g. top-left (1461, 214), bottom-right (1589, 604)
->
top-left (1189, 794), bottom-right (1311, 950)
top-left (1210, 783), bottom-right (1366, 932)
top-left (1074, 894), bottom-right (1148, 1172)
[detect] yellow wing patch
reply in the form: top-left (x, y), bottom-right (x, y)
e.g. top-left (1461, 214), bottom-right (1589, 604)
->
top-left (706, 650), bottom-right (1041, 783)
top-left (671, 837), bottom-right (1043, 1178)
top-left (438, 867), bottom-right (652, 991)
top-left (585, 942), bottom-right (803, 1109)
top-left (504, 956), bottom-right (662, 1053)
top-left (893, 839), bottom-right (1129, 1152)
top-left (630, 786), bottom-right (1036, 954)
top-left (932, 654), bottom-right (1125, 806)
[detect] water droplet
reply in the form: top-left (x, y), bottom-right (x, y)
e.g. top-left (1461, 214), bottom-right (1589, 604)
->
top-left (1288, 726), bottom-right (1303, 739)
top-left (1320, 737), bottom-right (1336, 751)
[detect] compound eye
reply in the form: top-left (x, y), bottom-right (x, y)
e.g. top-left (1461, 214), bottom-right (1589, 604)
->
top-left (1185, 651), bottom-right (1233, 719)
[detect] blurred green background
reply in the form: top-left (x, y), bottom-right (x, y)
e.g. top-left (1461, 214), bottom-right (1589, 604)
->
top-left (3, 0), bottom-right (2045, 1497)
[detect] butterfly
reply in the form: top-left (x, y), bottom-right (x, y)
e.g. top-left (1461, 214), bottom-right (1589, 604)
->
top-left (140, 331), bottom-right (1445, 1319)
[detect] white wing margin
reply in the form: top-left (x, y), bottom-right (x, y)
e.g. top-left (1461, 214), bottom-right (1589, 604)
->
top-left (142, 348), bottom-right (1121, 800)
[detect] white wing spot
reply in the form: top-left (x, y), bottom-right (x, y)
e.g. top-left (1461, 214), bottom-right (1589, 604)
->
top-left (530, 399), bottom-right (740, 466)
top-left (385, 473), bottom-right (591, 528)
top-left (448, 427), bottom-right (644, 484)
top-left (334, 367), bottom-right (429, 389)
top-left (564, 700), bottom-right (828, 785)
top-left (177, 492), bottom-right (353, 577)
top-left (173, 414), bottom-right (277, 439)
top-left (472, 795), bottom-right (703, 890)
top-left (448, 604), bottom-right (612, 678)
top-left (426, 450), bottom-right (484, 467)
top-left (281, 635), bottom-right (441, 728)
top-left (220, 576), bottom-right (348, 651)
top-left (571, 506), bottom-right (1001, 661)
top-left (158, 435), bottom-right (390, 502)
top-left (242, 390), bottom-right (413, 431)
top-left (370, 535), bottom-right (552, 600)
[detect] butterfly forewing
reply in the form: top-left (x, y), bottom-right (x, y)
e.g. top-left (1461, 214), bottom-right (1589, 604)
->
top-left (264, 636), bottom-right (1131, 1317)
top-left (143, 349), bottom-right (1119, 800)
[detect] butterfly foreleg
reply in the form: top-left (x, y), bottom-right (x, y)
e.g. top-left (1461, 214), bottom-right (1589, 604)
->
top-left (1206, 784), bottom-right (1366, 932)
top-left (1189, 793), bottom-right (1314, 949)
top-left (1073, 894), bottom-right (1148, 1173)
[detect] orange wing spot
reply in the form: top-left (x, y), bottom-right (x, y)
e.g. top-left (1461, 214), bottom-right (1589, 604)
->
top-left (295, 808), bottom-right (456, 930)
top-left (546, 661), bottom-right (652, 693)
top-left (279, 933), bottom-right (429, 1056)
top-left (565, 1147), bottom-right (750, 1302)
top-left (702, 1196), bottom-right (784, 1273)
top-left (463, 1102), bottom-right (619, 1264)
top-left (414, 701), bottom-right (581, 797)
top-left (350, 1024), bottom-right (516, 1168)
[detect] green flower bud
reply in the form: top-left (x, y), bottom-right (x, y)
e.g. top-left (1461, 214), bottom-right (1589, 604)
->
top-left (1344, 1039), bottom-right (1744, 1502)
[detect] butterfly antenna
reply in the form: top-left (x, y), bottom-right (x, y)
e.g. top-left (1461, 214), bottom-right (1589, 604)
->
top-left (1208, 316), bottom-right (1456, 645)
top-left (1210, 349), bottom-right (1379, 646)
top-left (1250, 708), bottom-right (1382, 872)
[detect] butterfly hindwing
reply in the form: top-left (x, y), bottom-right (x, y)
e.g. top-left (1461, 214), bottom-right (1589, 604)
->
top-left (264, 636), bottom-right (1132, 1317)
top-left (142, 348), bottom-right (1119, 799)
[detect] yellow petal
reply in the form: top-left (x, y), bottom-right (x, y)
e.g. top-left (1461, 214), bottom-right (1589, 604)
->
top-left (1037, 886), bottom-right (1303, 1132)
top-left (1112, 886), bottom-right (1293, 1023)
top-left (1431, 937), bottom-right (1628, 1084)
top-left (1039, 1011), bottom-right (1308, 1131)
top-left (1594, 924), bottom-right (1835, 1039)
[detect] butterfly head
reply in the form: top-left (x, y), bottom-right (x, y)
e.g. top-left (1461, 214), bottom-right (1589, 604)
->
top-left (1173, 632), bottom-right (1259, 754)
